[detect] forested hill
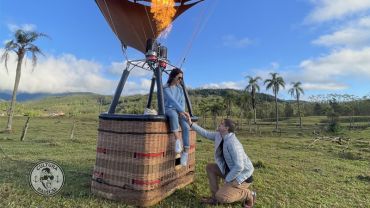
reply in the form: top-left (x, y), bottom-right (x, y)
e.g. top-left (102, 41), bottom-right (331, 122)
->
top-left (2, 89), bottom-right (369, 118)
top-left (0, 91), bottom-right (98, 102)
top-left (189, 88), bottom-right (280, 102)
top-left (0, 89), bottom-right (283, 117)
top-left (0, 89), bottom-right (278, 103)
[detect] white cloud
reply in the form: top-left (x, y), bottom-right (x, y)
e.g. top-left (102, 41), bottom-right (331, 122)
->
top-left (312, 16), bottom-right (370, 48)
top-left (222, 35), bottom-right (252, 48)
top-left (271, 47), bottom-right (370, 92)
top-left (302, 82), bottom-right (348, 90)
top-left (201, 81), bottom-right (244, 90)
top-left (244, 47), bottom-right (370, 92)
top-left (306, 0), bottom-right (370, 23)
top-left (299, 47), bottom-right (370, 81)
top-left (0, 50), bottom-right (151, 95)
top-left (7, 23), bottom-right (37, 32)
top-left (122, 78), bottom-right (152, 95)
top-left (297, 1), bottom-right (370, 92)
top-left (247, 62), bottom-right (282, 81)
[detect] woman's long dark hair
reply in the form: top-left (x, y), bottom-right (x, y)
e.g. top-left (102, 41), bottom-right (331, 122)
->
top-left (166, 68), bottom-right (183, 85)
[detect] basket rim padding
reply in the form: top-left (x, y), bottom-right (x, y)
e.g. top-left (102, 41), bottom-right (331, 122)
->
top-left (99, 113), bottom-right (199, 122)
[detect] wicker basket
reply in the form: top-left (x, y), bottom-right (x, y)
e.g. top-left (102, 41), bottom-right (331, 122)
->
top-left (91, 114), bottom-right (197, 207)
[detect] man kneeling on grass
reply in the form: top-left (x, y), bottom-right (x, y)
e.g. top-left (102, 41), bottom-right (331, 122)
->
top-left (187, 118), bottom-right (256, 207)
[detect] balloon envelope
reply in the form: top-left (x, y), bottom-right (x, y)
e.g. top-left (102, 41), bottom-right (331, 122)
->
top-left (95, 0), bottom-right (203, 53)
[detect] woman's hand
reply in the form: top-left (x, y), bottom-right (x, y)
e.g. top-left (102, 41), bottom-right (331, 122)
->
top-left (180, 112), bottom-right (192, 126)
top-left (184, 112), bottom-right (190, 119)
top-left (180, 112), bottom-right (191, 121)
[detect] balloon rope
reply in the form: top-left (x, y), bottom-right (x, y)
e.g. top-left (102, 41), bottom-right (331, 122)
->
top-left (103, 0), bottom-right (132, 60)
top-left (178, 0), bottom-right (218, 67)
top-left (103, 0), bottom-right (119, 39)
top-left (144, 4), bottom-right (156, 38)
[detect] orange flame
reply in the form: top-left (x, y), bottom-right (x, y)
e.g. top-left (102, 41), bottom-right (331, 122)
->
top-left (151, 0), bottom-right (176, 36)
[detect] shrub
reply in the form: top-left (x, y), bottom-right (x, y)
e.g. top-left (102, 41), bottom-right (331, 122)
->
top-left (327, 120), bottom-right (341, 133)
top-left (253, 160), bottom-right (266, 169)
top-left (326, 110), bottom-right (341, 133)
top-left (339, 151), bottom-right (362, 160)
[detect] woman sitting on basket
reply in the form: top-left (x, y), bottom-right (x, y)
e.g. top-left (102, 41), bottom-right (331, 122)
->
top-left (163, 68), bottom-right (191, 166)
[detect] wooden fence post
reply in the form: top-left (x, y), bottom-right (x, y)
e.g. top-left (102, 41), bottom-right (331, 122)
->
top-left (70, 120), bottom-right (76, 140)
top-left (20, 117), bottom-right (30, 141)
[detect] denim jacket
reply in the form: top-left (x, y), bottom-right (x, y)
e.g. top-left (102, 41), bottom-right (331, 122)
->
top-left (163, 84), bottom-right (185, 112)
top-left (191, 123), bottom-right (254, 184)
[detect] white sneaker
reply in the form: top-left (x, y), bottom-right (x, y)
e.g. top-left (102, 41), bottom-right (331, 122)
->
top-left (143, 108), bottom-right (157, 115)
top-left (180, 152), bottom-right (188, 166)
top-left (175, 139), bottom-right (183, 153)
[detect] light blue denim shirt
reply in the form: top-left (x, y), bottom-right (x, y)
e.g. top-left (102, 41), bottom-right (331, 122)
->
top-left (191, 123), bottom-right (254, 184)
top-left (163, 84), bottom-right (185, 112)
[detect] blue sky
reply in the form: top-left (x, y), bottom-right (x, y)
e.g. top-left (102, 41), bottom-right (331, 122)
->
top-left (1, 0), bottom-right (370, 100)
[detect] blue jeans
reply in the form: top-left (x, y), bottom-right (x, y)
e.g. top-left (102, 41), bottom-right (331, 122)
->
top-left (165, 108), bottom-right (190, 149)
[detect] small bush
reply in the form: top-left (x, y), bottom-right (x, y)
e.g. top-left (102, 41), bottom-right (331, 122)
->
top-left (339, 151), bottom-right (362, 160)
top-left (327, 120), bottom-right (342, 133)
top-left (253, 160), bottom-right (266, 169)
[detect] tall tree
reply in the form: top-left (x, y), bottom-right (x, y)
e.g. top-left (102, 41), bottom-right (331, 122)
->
top-left (199, 99), bottom-right (209, 126)
top-left (1, 29), bottom-right (48, 131)
top-left (223, 90), bottom-right (236, 118)
top-left (288, 81), bottom-right (304, 128)
top-left (245, 76), bottom-right (261, 124)
top-left (284, 102), bottom-right (294, 118)
top-left (235, 93), bottom-right (249, 129)
top-left (264, 72), bottom-right (285, 130)
top-left (208, 99), bottom-right (225, 128)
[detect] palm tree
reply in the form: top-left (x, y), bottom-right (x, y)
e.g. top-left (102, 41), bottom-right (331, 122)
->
top-left (245, 76), bottom-right (261, 124)
top-left (264, 73), bottom-right (285, 130)
top-left (1, 29), bottom-right (48, 132)
top-left (288, 81), bottom-right (304, 128)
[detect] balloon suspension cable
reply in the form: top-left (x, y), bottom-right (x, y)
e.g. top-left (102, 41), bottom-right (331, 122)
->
top-left (103, 0), bottom-right (144, 57)
top-left (177, 0), bottom-right (218, 66)
top-left (144, 4), bottom-right (156, 38)
top-left (179, 58), bottom-right (186, 69)
top-left (103, 0), bottom-right (119, 39)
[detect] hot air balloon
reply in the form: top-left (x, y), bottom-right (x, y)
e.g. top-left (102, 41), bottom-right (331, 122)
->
top-left (91, 0), bottom-right (203, 206)
top-left (96, 0), bottom-right (203, 53)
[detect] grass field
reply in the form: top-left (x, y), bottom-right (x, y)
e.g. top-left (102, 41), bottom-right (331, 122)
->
top-left (0, 115), bottom-right (369, 208)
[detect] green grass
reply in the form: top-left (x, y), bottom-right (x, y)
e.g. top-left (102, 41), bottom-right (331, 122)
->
top-left (0, 116), bottom-right (369, 207)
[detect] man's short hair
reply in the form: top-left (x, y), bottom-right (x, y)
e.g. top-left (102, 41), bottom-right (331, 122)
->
top-left (223, 119), bottom-right (236, 133)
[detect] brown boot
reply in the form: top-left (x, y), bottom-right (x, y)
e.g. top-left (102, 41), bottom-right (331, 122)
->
top-left (242, 191), bottom-right (256, 208)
